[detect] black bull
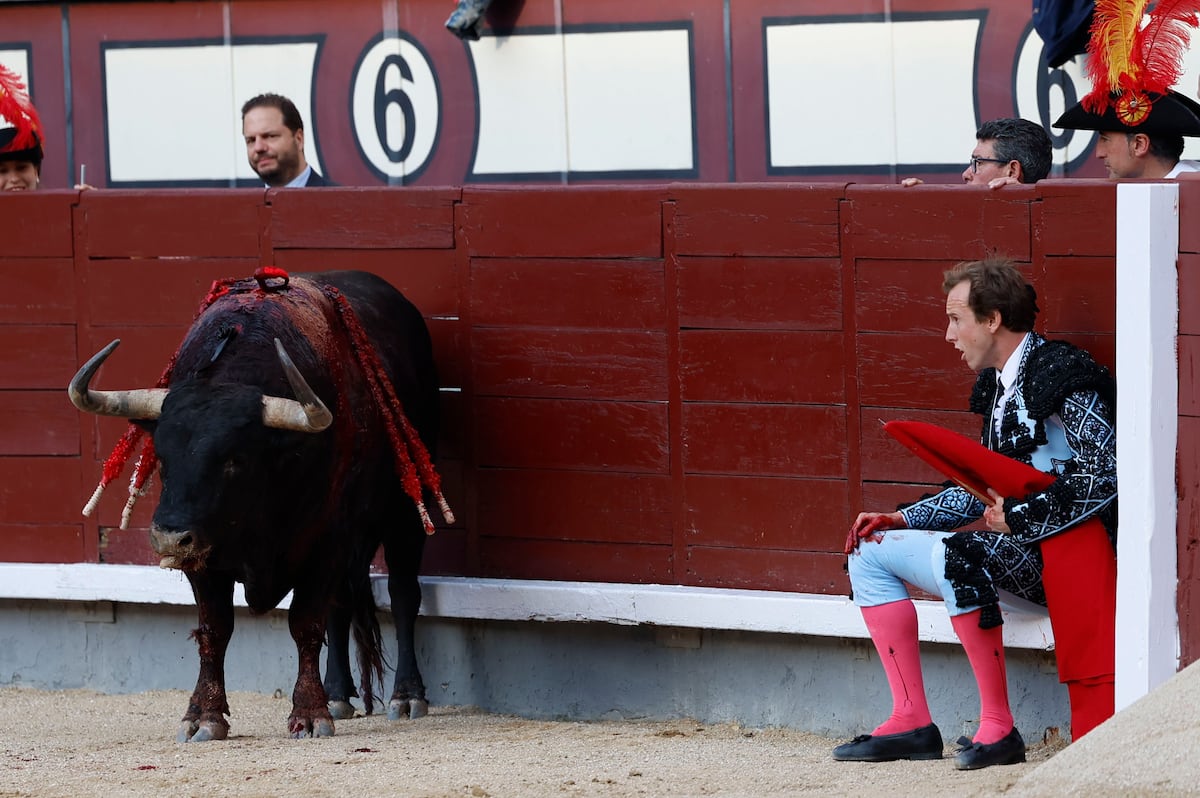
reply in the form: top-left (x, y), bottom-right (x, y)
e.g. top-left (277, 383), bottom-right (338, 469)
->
top-left (68, 270), bottom-right (444, 740)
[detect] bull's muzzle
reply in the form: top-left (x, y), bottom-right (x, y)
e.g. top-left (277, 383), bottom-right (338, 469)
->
top-left (150, 525), bottom-right (208, 570)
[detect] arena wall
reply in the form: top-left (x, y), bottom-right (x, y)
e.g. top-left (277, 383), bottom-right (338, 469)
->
top-left (0, 181), bottom-right (1195, 734)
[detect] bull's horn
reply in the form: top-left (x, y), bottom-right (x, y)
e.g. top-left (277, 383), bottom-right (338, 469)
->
top-left (261, 339), bottom-right (333, 433)
top-left (67, 339), bottom-right (167, 419)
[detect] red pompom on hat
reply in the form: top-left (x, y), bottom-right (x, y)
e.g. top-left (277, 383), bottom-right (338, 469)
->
top-left (0, 65), bottom-right (44, 167)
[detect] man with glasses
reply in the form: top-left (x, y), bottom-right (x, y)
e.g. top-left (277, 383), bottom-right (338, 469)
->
top-left (902, 118), bottom-right (1053, 189)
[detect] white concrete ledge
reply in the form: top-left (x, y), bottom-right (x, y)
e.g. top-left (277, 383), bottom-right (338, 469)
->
top-left (0, 563), bottom-right (1055, 650)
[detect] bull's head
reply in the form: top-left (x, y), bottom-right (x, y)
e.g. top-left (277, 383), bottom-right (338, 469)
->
top-left (68, 338), bottom-right (334, 570)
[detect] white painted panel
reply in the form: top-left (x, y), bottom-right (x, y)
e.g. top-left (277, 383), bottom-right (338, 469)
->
top-left (104, 43), bottom-right (319, 183)
top-left (767, 19), bottom-right (979, 168)
top-left (469, 35), bottom-right (569, 174)
top-left (0, 50), bottom-right (30, 88)
top-left (470, 29), bottom-right (694, 175)
top-left (563, 29), bottom-right (693, 172)
top-left (0, 50), bottom-right (32, 131)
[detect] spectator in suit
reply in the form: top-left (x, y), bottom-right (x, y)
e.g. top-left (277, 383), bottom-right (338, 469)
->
top-left (241, 93), bottom-right (331, 187)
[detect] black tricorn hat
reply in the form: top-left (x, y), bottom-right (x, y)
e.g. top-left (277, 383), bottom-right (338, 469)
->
top-left (1054, 90), bottom-right (1200, 137)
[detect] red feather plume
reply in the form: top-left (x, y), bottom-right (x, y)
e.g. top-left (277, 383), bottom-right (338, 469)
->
top-left (1135, 0), bottom-right (1200, 95)
top-left (0, 64), bottom-right (42, 152)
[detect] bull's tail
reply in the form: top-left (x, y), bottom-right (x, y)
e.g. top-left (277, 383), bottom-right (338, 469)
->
top-left (349, 568), bottom-right (387, 715)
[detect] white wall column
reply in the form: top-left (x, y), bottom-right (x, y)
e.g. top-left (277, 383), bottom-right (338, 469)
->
top-left (1115, 182), bottom-right (1180, 709)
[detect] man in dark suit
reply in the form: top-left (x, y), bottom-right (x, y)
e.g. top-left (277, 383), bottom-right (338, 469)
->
top-left (241, 93), bottom-right (332, 187)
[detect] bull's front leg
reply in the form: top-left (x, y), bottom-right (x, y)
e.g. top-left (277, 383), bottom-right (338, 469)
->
top-left (287, 588), bottom-right (336, 738)
top-left (179, 573), bottom-right (235, 742)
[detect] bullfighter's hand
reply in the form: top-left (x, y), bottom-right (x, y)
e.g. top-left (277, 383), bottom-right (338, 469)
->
top-left (983, 488), bottom-right (1011, 534)
top-left (899, 177), bottom-right (924, 187)
top-left (844, 511), bottom-right (906, 555)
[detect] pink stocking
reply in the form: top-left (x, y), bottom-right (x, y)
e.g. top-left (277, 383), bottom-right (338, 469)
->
top-left (861, 600), bottom-right (933, 735)
top-left (951, 610), bottom-right (1014, 744)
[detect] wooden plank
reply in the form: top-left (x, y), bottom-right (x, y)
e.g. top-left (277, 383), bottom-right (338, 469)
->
top-left (684, 547), bottom-right (848, 594)
top-left (428, 319), bottom-right (466, 392)
top-left (861, 481), bottom-right (949, 517)
top-left (0, 326), bottom-right (76, 389)
top-left (855, 259), bottom-right (975, 334)
top-left (437, 393), bottom-right (467, 462)
top-left (98, 525), bottom-right (157, 566)
top-left (0, 259), bottom-right (76, 324)
top-left (479, 538), bottom-right (673, 583)
top-left (679, 330), bottom-right (844, 403)
top-left (1046, 332), bottom-right (1116, 375)
top-left (1182, 335), bottom-right (1200, 418)
top-left (676, 257), bottom-right (842, 330)
top-left (670, 184), bottom-right (844, 257)
top-left (86, 258), bottom-right (260, 325)
top-left (80, 191), bottom-right (263, 257)
top-left (859, 407), bottom-right (979, 484)
top-left (461, 187), bottom-right (666, 258)
top-left (856, 332), bottom-right (976, 411)
top-left (269, 188), bottom-right (460, 249)
top-left (478, 469), bottom-right (672, 544)
top-left (0, 457), bottom-right (84, 522)
top-left (474, 397), bottom-right (669, 472)
top-left (1177, 416), bottom-right (1200, 664)
top-left (1181, 254), bottom-right (1200, 337)
top-left (1177, 180), bottom-right (1200, 255)
top-left (0, 393), bottom-right (79, 456)
top-left (683, 474), bottom-right (848, 550)
top-left (473, 328), bottom-right (667, 401)
top-left (846, 185), bottom-right (1031, 261)
top-left (88, 477), bottom-right (159, 531)
top-left (271, 248), bottom-right (459, 318)
top-left (1040, 257), bottom-right (1116, 334)
top-left (682, 404), bottom-right (846, 477)
top-left (470, 258), bottom-right (665, 329)
top-left (0, 192), bottom-right (74, 257)
top-left (1035, 180), bottom-right (1116, 257)
top-left (421, 528), bottom-right (469, 576)
top-left (81, 326), bottom-right (189, 391)
top-left (0, 524), bottom-right (85, 563)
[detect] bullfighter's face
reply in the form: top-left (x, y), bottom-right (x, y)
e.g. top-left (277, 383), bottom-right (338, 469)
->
top-left (243, 106), bottom-right (306, 187)
top-left (944, 280), bottom-right (1002, 373)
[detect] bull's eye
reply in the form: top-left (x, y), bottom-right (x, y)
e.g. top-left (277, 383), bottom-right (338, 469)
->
top-left (223, 454), bottom-right (248, 478)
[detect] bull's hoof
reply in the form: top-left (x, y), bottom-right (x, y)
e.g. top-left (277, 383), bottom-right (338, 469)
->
top-left (328, 700), bottom-right (356, 720)
top-left (388, 697), bottom-right (429, 720)
top-left (288, 716), bottom-right (336, 739)
top-left (177, 718), bottom-right (229, 743)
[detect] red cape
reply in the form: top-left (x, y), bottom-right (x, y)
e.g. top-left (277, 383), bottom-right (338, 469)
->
top-left (883, 419), bottom-right (1052, 502)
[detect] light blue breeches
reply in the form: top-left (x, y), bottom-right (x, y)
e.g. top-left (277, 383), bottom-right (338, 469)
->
top-left (847, 529), bottom-right (981, 617)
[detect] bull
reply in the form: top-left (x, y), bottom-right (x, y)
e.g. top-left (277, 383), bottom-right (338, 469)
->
top-left (68, 268), bottom-right (449, 741)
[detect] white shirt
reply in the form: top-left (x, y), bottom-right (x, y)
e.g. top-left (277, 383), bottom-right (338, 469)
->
top-left (1166, 160), bottom-right (1200, 178)
top-left (994, 333), bottom-right (1030, 438)
top-left (266, 165), bottom-right (313, 188)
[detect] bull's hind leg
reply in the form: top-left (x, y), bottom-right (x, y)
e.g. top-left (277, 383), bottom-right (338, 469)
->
top-left (323, 597), bottom-right (357, 720)
top-left (287, 589), bottom-right (337, 738)
top-left (385, 532), bottom-right (428, 720)
top-left (179, 574), bottom-right (234, 742)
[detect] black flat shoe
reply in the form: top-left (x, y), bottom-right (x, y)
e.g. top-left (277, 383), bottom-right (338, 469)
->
top-left (954, 726), bottom-right (1026, 770)
top-left (832, 723), bottom-right (944, 762)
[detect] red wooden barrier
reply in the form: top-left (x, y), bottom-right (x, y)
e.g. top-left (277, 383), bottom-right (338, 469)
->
top-left (5, 183), bottom-right (1182, 655)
